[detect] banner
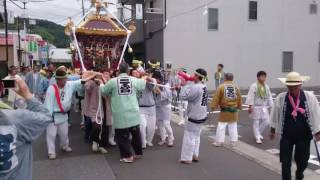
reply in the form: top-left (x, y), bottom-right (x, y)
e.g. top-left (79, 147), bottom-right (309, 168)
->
top-left (136, 4), bottom-right (143, 20)
top-left (0, 1), bottom-right (4, 13)
top-left (8, 10), bottom-right (14, 24)
top-left (40, 46), bottom-right (48, 65)
top-left (28, 41), bottom-right (38, 52)
top-left (29, 19), bottom-right (36, 25)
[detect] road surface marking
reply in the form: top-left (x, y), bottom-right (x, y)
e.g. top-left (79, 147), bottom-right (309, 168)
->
top-left (266, 148), bottom-right (280, 155)
top-left (266, 149), bottom-right (320, 167)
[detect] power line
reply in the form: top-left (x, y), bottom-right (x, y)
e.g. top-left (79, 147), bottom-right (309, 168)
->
top-left (28, 0), bottom-right (55, 2)
top-left (8, 0), bottom-right (24, 9)
top-left (131, 0), bottom-right (219, 24)
top-left (54, 11), bottom-right (84, 24)
top-left (168, 0), bottom-right (218, 20)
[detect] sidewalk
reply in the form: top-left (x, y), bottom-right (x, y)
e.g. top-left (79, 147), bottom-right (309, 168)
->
top-left (32, 111), bottom-right (282, 180)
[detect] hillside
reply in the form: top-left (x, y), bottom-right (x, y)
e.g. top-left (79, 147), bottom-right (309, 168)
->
top-left (0, 18), bottom-right (69, 48)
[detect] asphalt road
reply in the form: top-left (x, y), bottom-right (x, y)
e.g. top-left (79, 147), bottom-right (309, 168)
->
top-left (33, 110), bottom-right (280, 180)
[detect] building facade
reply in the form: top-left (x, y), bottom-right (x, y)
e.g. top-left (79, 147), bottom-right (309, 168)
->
top-left (164, 0), bottom-right (320, 90)
top-left (121, 0), bottom-right (165, 65)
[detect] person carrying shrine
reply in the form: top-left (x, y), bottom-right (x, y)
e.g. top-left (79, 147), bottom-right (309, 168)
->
top-left (132, 59), bottom-right (145, 73)
top-left (99, 62), bottom-right (153, 163)
top-left (179, 68), bottom-right (209, 164)
top-left (153, 70), bottom-right (174, 147)
top-left (44, 67), bottom-right (95, 160)
top-left (138, 71), bottom-right (157, 149)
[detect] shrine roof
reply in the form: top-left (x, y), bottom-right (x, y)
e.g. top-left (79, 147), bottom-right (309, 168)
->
top-left (76, 14), bottom-right (127, 36)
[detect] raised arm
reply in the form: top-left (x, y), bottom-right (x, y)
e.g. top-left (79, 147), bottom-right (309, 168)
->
top-left (100, 79), bottom-right (114, 96)
top-left (10, 79), bottom-right (52, 143)
top-left (179, 83), bottom-right (196, 102)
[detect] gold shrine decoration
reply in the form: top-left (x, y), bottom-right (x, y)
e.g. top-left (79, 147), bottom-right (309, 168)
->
top-left (76, 15), bottom-right (127, 36)
top-left (64, 18), bottom-right (74, 36)
top-left (128, 21), bottom-right (136, 33)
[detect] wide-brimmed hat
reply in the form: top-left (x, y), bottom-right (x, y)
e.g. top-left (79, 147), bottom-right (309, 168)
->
top-left (0, 101), bottom-right (12, 109)
top-left (278, 72), bottom-right (310, 86)
top-left (132, 60), bottom-right (143, 64)
top-left (55, 67), bottom-right (68, 79)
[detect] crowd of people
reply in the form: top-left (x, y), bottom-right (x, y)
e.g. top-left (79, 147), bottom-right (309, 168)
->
top-left (0, 61), bottom-right (320, 180)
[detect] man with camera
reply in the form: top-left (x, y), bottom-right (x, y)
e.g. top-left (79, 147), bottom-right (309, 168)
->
top-left (0, 78), bottom-right (52, 180)
top-left (3, 66), bottom-right (25, 109)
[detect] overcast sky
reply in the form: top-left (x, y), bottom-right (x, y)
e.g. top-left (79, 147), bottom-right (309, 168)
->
top-left (8, 0), bottom-right (117, 25)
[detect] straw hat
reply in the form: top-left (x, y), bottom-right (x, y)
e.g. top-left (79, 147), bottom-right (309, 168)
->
top-left (132, 60), bottom-right (143, 64)
top-left (278, 72), bottom-right (310, 86)
top-left (55, 66), bottom-right (68, 79)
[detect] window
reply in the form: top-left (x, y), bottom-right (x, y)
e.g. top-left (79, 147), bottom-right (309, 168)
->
top-left (249, 1), bottom-right (258, 20)
top-left (150, 1), bottom-right (154, 9)
top-left (282, 52), bottom-right (293, 72)
top-left (318, 42), bottom-right (320, 62)
top-left (310, 3), bottom-right (318, 14)
top-left (208, 8), bottom-right (219, 30)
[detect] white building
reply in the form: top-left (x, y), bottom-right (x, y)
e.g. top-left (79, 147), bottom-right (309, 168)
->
top-left (49, 48), bottom-right (72, 64)
top-left (164, 0), bottom-right (320, 90)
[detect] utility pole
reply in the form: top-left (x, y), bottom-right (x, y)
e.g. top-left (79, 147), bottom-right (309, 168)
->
top-left (81, 0), bottom-right (85, 16)
top-left (22, 1), bottom-right (28, 66)
top-left (17, 16), bottom-right (21, 64)
top-left (142, 1), bottom-right (147, 63)
top-left (4, 0), bottom-right (9, 68)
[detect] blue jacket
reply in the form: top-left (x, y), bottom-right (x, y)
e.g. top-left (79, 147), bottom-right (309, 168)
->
top-left (0, 98), bottom-right (52, 180)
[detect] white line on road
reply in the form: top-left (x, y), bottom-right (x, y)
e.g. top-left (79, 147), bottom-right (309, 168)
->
top-left (266, 149), bottom-right (320, 167)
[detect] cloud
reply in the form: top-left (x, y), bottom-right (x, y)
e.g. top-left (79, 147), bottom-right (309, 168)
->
top-left (8, 0), bottom-right (90, 25)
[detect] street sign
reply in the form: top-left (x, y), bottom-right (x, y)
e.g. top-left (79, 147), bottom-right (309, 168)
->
top-left (28, 41), bottom-right (38, 52)
top-left (28, 54), bottom-right (33, 60)
top-left (0, 1), bottom-right (4, 13)
top-left (8, 10), bottom-right (14, 24)
top-left (136, 4), bottom-right (143, 20)
top-left (29, 19), bottom-right (36, 25)
top-left (40, 46), bottom-right (48, 63)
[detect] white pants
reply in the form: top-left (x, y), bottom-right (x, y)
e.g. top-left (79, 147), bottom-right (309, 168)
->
top-left (253, 118), bottom-right (269, 140)
top-left (215, 122), bottom-right (238, 143)
top-left (158, 120), bottom-right (174, 142)
top-left (140, 107), bottom-right (156, 146)
top-left (46, 122), bottom-right (69, 155)
top-left (109, 126), bottom-right (115, 140)
top-left (180, 121), bottom-right (202, 161)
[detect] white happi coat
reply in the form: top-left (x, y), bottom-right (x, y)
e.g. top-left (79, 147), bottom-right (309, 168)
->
top-left (245, 83), bottom-right (273, 120)
top-left (270, 91), bottom-right (320, 137)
